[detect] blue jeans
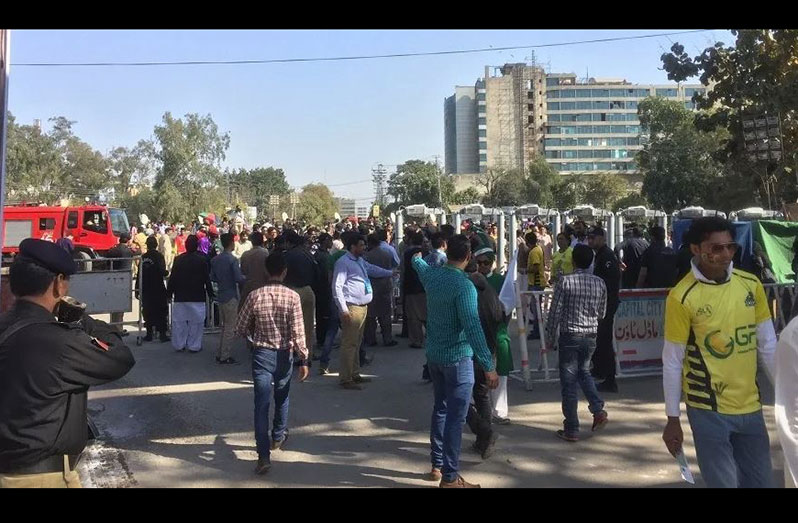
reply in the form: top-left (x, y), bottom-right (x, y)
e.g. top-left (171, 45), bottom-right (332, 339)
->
top-left (558, 333), bottom-right (604, 435)
top-left (428, 357), bottom-right (475, 483)
top-left (320, 301), bottom-right (340, 366)
top-left (686, 407), bottom-right (773, 488)
top-left (252, 348), bottom-right (293, 459)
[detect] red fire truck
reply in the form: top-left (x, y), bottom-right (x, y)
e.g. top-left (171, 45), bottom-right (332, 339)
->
top-left (2, 203), bottom-right (131, 265)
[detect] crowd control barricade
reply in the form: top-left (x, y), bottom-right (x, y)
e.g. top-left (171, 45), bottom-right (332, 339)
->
top-left (70, 256), bottom-right (144, 343)
top-left (513, 280), bottom-right (798, 390)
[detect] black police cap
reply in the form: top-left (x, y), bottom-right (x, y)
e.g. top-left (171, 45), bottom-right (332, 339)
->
top-left (18, 238), bottom-right (77, 276)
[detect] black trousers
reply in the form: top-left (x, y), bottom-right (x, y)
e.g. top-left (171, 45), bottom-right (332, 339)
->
top-left (465, 361), bottom-right (493, 450)
top-left (364, 315), bottom-right (393, 345)
top-left (315, 297), bottom-right (331, 348)
top-left (592, 302), bottom-right (619, 380)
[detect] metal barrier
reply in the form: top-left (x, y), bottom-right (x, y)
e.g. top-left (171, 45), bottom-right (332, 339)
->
top-left (513, 281), bottom-right (798, 390)
top-left (72, 257), bottom-right (144, 340)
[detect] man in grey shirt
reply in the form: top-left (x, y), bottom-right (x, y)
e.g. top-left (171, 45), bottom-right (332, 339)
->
top-left (240, 231), bottom-right (269, 308)
top-left (210, 233), bottom-right (246, 364)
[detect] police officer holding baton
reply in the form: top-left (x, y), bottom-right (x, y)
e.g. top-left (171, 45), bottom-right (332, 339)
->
top-left (0, 239), bottom-right (135, 488)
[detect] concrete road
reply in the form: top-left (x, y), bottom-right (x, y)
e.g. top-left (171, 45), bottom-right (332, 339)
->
top-left (79, 325), bottom-right (788, 488)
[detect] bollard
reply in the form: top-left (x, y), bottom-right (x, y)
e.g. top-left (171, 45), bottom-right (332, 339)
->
top-left (454, 213), bottom-right (462, 234)
top-left (396, 212), bottom-right (404, 247)
top-left (608, 212), bottom-right (616, 251)
top-left (509, 212), bottom-right (518, 261)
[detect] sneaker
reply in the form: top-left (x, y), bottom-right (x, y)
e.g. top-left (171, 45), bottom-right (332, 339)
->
top-left (254, 457), bottom-right (271, 475)
top-left (271, 432), bottom-right (289, 451)
top-left (176, 348), bottom-right (186, 353)
top-left (353, 374), bottom-right (372, 384)
top-left (556, 430), bottom-right (579, 442)
top-left (427, 467), bottom-right (442, 482)
top-left (159, 335), bottom-right (171, 343)
top-left (340, 382), bottom-right (363, 391)
top-left (319, 365), bottom-right (330, 376)
top-left (596, 380), bottom-right (618, 393)
top-left (492, 416), bottom-right (511, 425)
top-left (360, 354), bottom-right (374, 367)
top-left (383, 340), bottom-right (398, 347)
top-left (439, 476), bottom-right (480, 488)
top-left (592, 411), bottom-right (608, 432)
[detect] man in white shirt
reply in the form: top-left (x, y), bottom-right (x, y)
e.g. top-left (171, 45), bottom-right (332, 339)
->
top-left (776, 315), bottom-right (798, 488)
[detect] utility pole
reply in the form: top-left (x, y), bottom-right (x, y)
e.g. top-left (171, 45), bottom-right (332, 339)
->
top-left (0, 30), bottom-right (10, 309)
top-left (433, 155), bottom-right (443, 208)
top-left (269, 194), bottom-right (280, 222)
top-left (290, 192), bottom-right (299, 220)
top-left (372, 163), bottom-right (387, 207)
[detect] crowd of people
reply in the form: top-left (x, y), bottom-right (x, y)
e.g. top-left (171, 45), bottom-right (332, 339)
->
top-left (2, 204), bottom-right (797, 489)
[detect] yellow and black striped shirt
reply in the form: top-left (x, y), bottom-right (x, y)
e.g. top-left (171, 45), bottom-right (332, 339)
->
top-left (664, 269), bottom-right (771, 415)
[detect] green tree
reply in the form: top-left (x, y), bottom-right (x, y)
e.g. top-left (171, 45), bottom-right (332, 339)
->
top-left (551, 176), bottom-right (582, 211)
top-left (612, 192), bottom-right (649, 212)
top-left (228, 166), bottom-right (290, 211)
top-left (150, 112), bottom-right (231, 220)
top-left (523, 157), bottom-right (559, 207)
top-left (637, 97), bottom-right (738, 212)
top-left (450, 187), bottom-right (482, 205)
top-left (660, 31), bottom-right (798, 206)
top-left (581, 172), bottom-right (629, 210)
top-left (297, 183), bottom-right (339, 225)
top-left (480, 168), bottom-right (526, 207)
top-left (5, 113), bottom-right (62, 202)
top-left (386, 159), bottom-right (455, 208)
top-left (107, 140), bottom-right (156, 200)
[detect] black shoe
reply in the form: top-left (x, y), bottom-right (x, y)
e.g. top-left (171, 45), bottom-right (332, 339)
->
top-left (596, 379), bottom-right (618, 393)
top-left (367, 342), bottom-right (378, 347)
top-left (481, 432), bottom-right (498, 460)
top-left (271, 432), bottom-right (289, 451)
top-left (254, 457), bottom-right (272, 475)
top-left (422, 365), bottom-right (431, 382)
top-left (216, 357), bottom-right (237, 364)
top-left (143, 334), bottom-right (154, 342)
top-left (360, 354), bottom-right (373, 367)
top-left (383, 340), bottom-right (398, 347)
top-left (160, 335), bottom-right (171, 343)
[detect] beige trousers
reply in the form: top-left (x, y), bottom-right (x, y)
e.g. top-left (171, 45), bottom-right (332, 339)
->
top-left (339, 304), bottom-right (367, 384)
top-left (0, 456), bottom-right (82, 488)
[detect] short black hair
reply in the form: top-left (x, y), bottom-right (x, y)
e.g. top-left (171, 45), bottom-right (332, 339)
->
top-left (632, 227), bottom-right (642, 238)
top-left (250, 231), bottom-right (264, 247)
top-left (265, 250), bottom-right (287, 276)
top-left (221, 233), bottom-right (235, 249)
top-left (446, 234), bottom-right (471, 262)
top-left (375, 228), bottom-right (388, 242)
top-left (525, 232), bottom-right (538, 246)
top-left (317, 233), bottom-right (332, 244)
top-left (146, 236), bottom-right (158, 250)
top-left (10, 257), bottom-right (58, 297)
top-left (366, 233), bottom-right (381, 248)
top-left (572, 244), bottom-right (594, 269)
top-left (430, 232), bottom-right (446, 250)
top-left (186, 235), bottom-right (199, 253)
top-left (440, 224), bottom-right (455, 239)
top-left (650, 226), bottom-right (666, 242)
top-left (346, 233), bottom-right (366, 251)
top-left (687, 217), bottom-right (735, 246)
top-left (409, 231), bottom-right (424, 246)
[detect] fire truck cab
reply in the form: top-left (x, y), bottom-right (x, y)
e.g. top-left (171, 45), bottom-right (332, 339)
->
top-left (2, 204), bottom-right (130, 265)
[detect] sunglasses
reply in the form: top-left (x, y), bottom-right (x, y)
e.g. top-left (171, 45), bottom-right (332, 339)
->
top-left (707, 242), bottom-right (739, 255)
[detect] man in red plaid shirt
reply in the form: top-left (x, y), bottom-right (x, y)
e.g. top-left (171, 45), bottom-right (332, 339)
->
top-left (236, 251), bottom-right (309, 475)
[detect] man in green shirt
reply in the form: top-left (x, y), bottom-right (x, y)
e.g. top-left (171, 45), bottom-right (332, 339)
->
top-left (411, 235), bottom-right (498, 488)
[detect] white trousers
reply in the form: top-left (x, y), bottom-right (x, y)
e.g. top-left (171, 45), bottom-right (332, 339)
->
top-left (490, 376), bottom-right (509, 419)
top-left (172, 302), bottom-right (206, 352)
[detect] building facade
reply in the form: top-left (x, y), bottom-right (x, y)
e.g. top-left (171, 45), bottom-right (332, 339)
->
top-left (444, 86), bottom-right (479, 174)
top-left (337, 198), bottom-right (370, 219)
top-left (444, 63), bottom-right (707, 177)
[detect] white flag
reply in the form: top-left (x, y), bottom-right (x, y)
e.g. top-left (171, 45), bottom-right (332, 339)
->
top-left (499, 249), bottom-right (518, 316)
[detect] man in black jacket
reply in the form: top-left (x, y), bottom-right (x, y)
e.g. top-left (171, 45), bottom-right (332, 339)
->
top-left (0, 239), bottom-right (135, 487)
top-left (588, 227), bottom-right (622, 393)
top-left (167, 235), bottom-right (215, 353)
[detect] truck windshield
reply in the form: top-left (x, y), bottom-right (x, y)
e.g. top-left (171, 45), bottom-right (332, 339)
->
top-left (83, 210), bottom-right (109, 234)
top-left (109, 208), bottom-right (130, 237)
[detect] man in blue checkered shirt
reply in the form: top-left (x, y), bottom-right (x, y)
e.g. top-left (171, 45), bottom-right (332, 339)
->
top-left (412, 234), bottom-right (498, 488)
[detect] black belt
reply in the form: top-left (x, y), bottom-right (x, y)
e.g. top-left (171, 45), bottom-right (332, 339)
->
top-left (2, 454), bottom-right (80, 475)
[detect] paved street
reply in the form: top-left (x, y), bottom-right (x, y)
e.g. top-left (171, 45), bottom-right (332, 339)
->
top-left (79, 320), bottom-right (787, 488)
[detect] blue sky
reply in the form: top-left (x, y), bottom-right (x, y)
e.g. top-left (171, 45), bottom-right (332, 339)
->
top-left (8, 29), bottom-right (732, 203)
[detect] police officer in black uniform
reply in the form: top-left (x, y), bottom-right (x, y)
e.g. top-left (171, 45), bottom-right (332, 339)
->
top-left (0, 239), bottom-right (135, 488)
top-left (587, 226), bottom-right (622, 393)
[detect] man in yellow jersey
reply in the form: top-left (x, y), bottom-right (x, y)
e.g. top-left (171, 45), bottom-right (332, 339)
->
top-left (662, 217), bottom-right (776, 488)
